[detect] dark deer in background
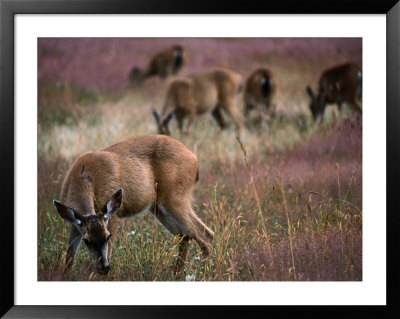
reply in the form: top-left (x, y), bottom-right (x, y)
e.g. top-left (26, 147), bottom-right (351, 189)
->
top-left (129, 45), bottom-right (187, 84)
top-left (152, 67), bottom-right (244, 136)
top-left (53, 135), bottom-right (214, 278)
top-left (306, 62), bottom-right (362, 121)
top-left (243, 67), bottom-right (277, 128)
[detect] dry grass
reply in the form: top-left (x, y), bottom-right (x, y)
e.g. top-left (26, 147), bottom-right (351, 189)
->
top-left (38, 38), bottom-right (362, 281)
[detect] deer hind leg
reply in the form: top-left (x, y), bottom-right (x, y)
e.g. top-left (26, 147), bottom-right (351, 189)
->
top-left (334, 102), bottom-right (344, 122)
top-left (211, 105), bottom-right (226, 130)
top-left (352, 98), bottom-right (362, 114)
top-left (152, 202), bottom-right (214, 276)
top-left (180, 207), bottom-right (214, 257)
top-left (220, 99), bottom-right (244, 136)
top-left (65, 226), bottom-right (82, 271)
top-left (176, 112), bottom-right (185, 135)
top-left (174, 235), bottom-right (190, 278)
top-left (153, 201), bottom-right (214, 254)
top-left (151, 203), bottom-right (192, 277)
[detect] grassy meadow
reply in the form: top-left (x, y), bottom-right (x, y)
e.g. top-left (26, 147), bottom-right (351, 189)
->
top-left (38, 38), bottom-right (362, 281)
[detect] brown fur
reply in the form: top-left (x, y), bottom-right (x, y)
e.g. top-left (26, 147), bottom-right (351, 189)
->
top-left (244, 67), bottom-right (277, 128)
top-left (54, 134), bottom-right (214, 278)
top-left (306, 62), bottom-right (362, 121)
top-left (129, 45), bottom-right (187, 84)
top-left (153, 67), bottom-right (244, 136)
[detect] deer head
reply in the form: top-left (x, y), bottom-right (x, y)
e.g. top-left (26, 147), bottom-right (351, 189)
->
top-left (306, 86), bottom-right (325, 121)
top-left (152, 108), bottom-right (175, 136)
top-left (53, 188), bottom-right (123, 275)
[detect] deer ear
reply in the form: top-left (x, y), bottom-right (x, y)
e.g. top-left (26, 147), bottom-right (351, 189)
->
top-left (152, 109), bottom-right (160, 126)
top-left (102, 188), bottom-right (124, 219)
top-left (306, 86), bottom-right (315, 100)
top-left (53, 200), bottom-right (82, 225)
top-left (162, 110), bottom-right (176, 125)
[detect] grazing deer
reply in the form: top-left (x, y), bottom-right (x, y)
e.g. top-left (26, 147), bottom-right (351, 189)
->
top-left (53, 135), bottom-right (214, 278)
top-left (306, 62), bottom-right (362, 121)
top-left (152, 67), bottom-right (244, 136)
top-left (129, 45), bottom-right (187, 84)
top-left (243, 67), bottom-right (277, 128)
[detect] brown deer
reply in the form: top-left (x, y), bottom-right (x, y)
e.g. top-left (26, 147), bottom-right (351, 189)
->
top-left (53, 134), bottom-right (214, 278)
top-left (243, 67), bottom-right (277, 128)
top-left (306, 62), bottom-right (362, 121)
top-left (129, 45), bottom-right (187, 84)
top-left (152, 67), bottom-right (244, 136)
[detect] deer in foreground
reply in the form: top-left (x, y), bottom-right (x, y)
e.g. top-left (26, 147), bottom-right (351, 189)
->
top-left (53, 134), bottom-right (214, 278)
top-left (129, 45), bottom-right (187, 84)
top-left (152, 67), bottom-right (244, 136)
top-left (243, 67), bottom-right (277, 129)
top-left (306, 62), bottom-right (362, 121)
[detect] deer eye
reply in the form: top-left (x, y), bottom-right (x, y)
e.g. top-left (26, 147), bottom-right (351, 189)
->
top-left (83, 238), bottom-right (90, 246)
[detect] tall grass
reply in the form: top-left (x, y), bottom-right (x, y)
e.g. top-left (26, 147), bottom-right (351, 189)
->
top-left (38, 117), bottom-right (362, 281)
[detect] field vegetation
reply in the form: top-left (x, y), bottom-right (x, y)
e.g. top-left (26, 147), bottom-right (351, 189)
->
top-left (38, 38), bottom-right (362, 281)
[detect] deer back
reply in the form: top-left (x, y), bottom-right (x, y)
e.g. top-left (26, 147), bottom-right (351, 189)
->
top-left (318, 62), bottom-right (362, 104)
top-left (146, 45), bottom-right (187, 78)
top-left (174, 68), bottom-right (242, 114)
top-left (245, 67), bottom-right (276, 104)
top-left (60, 135), bottom-right (198, 218)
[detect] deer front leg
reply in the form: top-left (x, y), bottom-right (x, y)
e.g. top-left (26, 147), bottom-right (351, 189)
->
top-left (65, 226), bottom-right (82, 271)
top-left (243, 102), bottom-right (253, 118)
top-left (106, 217), bottom-right (119, 261)
top-left (269, 102), bottom-right (277, 120)
top-left (184, 112), bottom-right (196, 135)
top-left (261, 103), bottom-right (268, 130)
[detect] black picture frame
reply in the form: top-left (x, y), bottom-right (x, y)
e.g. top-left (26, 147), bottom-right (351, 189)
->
top-left (1, 0), bottom-right (399, 318)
